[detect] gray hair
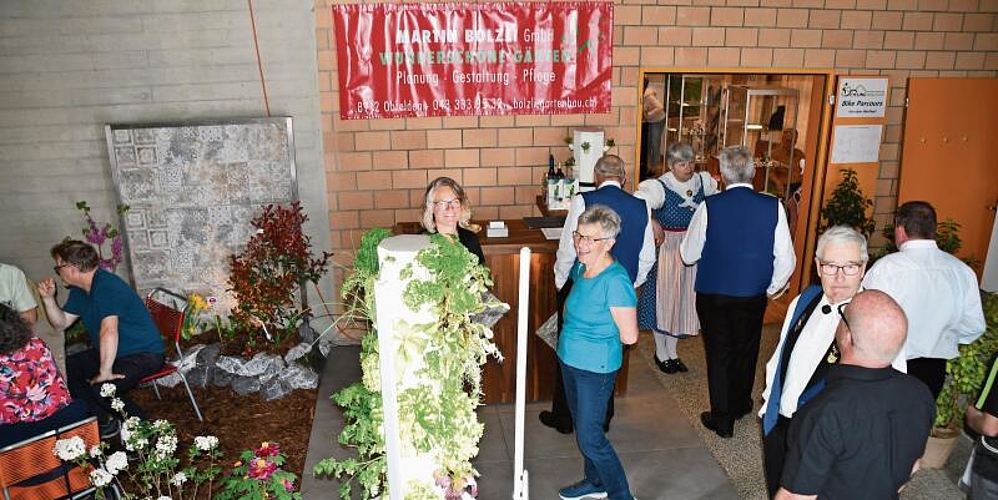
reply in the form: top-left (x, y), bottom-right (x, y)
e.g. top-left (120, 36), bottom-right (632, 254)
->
top-left (577, 204), bottom-right (622, 239)
top-left (421, 176), bottom-right (472, 233)
top-left (816, 226), bottom-right (869, 263)
top-left (665, 142), bottom-right (695, 167)
top-left (718, 145), bottom-right (755, 184)
top-left (594, 154), bottom-right (627, 181)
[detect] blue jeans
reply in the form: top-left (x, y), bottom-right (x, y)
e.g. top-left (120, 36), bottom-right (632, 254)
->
top-left (561, 361), bottom-right (632, 500)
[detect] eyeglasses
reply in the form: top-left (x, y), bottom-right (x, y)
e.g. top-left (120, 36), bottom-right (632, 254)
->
top-left (837, 302), bottom-right (851, 331)
top-left (53, 263), bottom-right (71, 274)
top-left (818, 262), bottom-right (863, 276)
top-left (432, 199), bottom-right (461, 210)
top-left (572, 230), bottom-right (611, 246)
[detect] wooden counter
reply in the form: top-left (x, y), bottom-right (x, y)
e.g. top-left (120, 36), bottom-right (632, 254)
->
top-left (394, 219), bottom-right (630, 404)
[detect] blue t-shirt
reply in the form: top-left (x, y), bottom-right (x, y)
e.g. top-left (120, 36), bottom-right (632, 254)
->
top-left (63, 269), bottom-right (164, 357)
top-left (557, 260), bottom-right (637, 373)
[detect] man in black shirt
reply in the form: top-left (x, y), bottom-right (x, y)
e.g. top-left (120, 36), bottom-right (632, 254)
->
top-left (964, 355), bottom-right (998, 499)
top-left (776, 290), bottom-right (935, 500)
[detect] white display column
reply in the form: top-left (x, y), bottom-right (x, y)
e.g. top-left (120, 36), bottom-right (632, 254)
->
top-left (573, 127), bottom-right (606, 192)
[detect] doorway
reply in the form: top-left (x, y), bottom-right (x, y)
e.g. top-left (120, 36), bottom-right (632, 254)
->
top-left (636, 69), bottom-right (834, 294)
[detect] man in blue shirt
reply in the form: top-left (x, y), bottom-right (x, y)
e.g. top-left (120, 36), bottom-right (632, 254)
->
top-left (38, 240), bottom-right (164, 437)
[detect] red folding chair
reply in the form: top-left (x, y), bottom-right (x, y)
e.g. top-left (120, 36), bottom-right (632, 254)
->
top-left (0, 417), bottom-right (101, 500)
top-left (141, 288), bottom-right (203, 422)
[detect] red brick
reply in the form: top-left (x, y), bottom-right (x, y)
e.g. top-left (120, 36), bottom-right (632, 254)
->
top-left (499, 205), bottom-right (534, 219)
top-left (884, 32), bottom-right (914, 50)
top-left (405, 117), bottom-right (443, 130)
top-left (479, 186), bottom-right (515, 205)
top-left (759, 28), bottom-right (791, 46)
top-left (896, 51), bottom-right (927, 69)
top-left (392, 170), bottom-right (428, 189)
top-left (462, 167), bottom-right (497, 187)
top-left (643, 6), bottom-right (678, 24)
top-left (853, 30), bottom-right (884, 49)
top-left (925, 52), bottom-right (956, 70)
top-left (866, 51), bottom-right (897, 68)
top-left (902, 12), bottom-right (934, 31)
top-left (944, 33), bottom-right (974, 50)
top-left (693, 27), bottom-right (726, 45)
top-left (445, 149), bottom-right (480, 168)
top-left (772, 48), bottom-right (804, 67)
top-left (359, 209), bottom-right (396, 229)
top-left (977, 33), bottom-right (998, 50)
top-left (809, 10), bottom-right (841, 28)
top-left (823, 30), bottom-right (854, 49)
top-left (964, 14), bottom-right (996, 32)
top-left (932, 13), bottom-right (964, 31)
top-left (741, 48), bottom-right (774, 66)
top-left (803, 49), bottom-right (835, 67)
top-left (497, 166), bottom-right (537, 186)
top-left (711, 7), bottom-right (745, 26)
top-left (409, 150), bottom-right (445, 169)
top-left (956, 52), bottom-right (986, 70)
top-left (354, 131), bottom-right (390, 151)
top-left (372, 150), bottom-right (408, 170)
top-left (675, 47), bottom-right (708, 65)
top-left (325, 171), bottom-right (357, 192)
top-left (623, 26), bottom-right (659, 45)
top-left (915, 32), bottom-right (945, 50)
top-left (658, 26), bottom-right (693, 45)
top-left (463, 129), bottom-right (497, 148)
top-left (871, 11), bottom-right (903, 30)
top-left (426, 129), bottom-right (462, 149)
top-left (887, 0), bottom-right (916, 9)
top-left (918, 0), bottom-right (948, 10)
top-left (516, 147), bottom-right (549, 166)
top-left (516, 115), bottom-right (550, 127)
top-left (835, 49), bottom-right (866, 67)
top-left (374, 190), bottom-right (409, 210)
top-left (776, 9), bottom-right (808, 28)
top-left (339, 191), bottom-right (373, 210)
top-left (708, 47), bottom-right (741, 66)
top-left (479, 116), bottom-right (515, 128)
top-left (726, 27), bottom-right (759, 46)
top-left (615, 47), bottom-right (641, 66)
top-left (640, 47), bottom-right (676, 65)
top-left (677, 7), bottom-right (711, 26)
top-left (790, 29), bottom-right (821, 47)
top-left (616, 5), bottom-right (643, 24)
top-left (336, 152), bottom-right (372, 171)
top-left (745, 8), bottom-right (778, 27)
top-left (369, 118), bottom-right (405, 131)
top-left (534, 127), bottom-right (570, 147)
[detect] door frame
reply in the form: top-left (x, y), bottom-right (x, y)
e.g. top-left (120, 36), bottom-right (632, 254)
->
top-left (636, 67), bottom-right (837, 296)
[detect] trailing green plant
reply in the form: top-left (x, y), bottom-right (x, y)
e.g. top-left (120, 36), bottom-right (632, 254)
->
top-left (314, 231), bottom-right (504, 500)
top-left (227, 202), bottom-right (331, 348)
top-left (934, 291), bottom-right (998, 431)
top-left (818, 168), bottom-right (876, 237)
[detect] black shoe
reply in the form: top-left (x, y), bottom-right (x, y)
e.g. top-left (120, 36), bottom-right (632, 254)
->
top-left (700, 411), bottom-right (733, 438)
top-left (99, 418), bottom-right (120, 440)
top-left (673, 358), bottom-right (689, 373)
top-left (540, 411), bottom-right (574, 434)
top-left (654, 355), bottom-right (677, 374)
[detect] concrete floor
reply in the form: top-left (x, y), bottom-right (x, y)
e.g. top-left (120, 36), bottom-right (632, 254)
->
top-left (300, 333), bottom-right (967, 500)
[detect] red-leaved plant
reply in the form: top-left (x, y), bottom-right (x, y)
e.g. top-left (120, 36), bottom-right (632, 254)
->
top-left (227, 202), bottom-right (330, 350)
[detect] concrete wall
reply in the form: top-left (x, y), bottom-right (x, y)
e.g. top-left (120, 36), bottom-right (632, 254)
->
top-left (0, 0), bottom-right (331, 305)
top-left (314, 0), bottom-right (997, 268)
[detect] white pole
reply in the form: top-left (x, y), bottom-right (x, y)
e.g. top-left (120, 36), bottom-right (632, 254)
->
top-left (374, 280), bottom-right (404, 500)
top-left (512, 247), bottom-right (531, 499)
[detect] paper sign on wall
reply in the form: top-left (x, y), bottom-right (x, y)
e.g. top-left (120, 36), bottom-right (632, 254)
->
top-left (835, 78), bottom-right (888, 118)
top-left (830, 125), bottom-right (883, 164)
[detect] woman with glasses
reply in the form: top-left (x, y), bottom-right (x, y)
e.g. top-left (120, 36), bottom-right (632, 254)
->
top-left (634, 142), bottom-right (718, 374)
top-left (757, 226), bottom-right (903, 498)
top-left (421, 176), bottom-right (484, 265)
top-left (556, 205), bottom-right (639, 500)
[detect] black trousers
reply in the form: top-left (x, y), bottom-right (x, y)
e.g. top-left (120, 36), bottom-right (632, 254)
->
top-left (67, 349), bottom-right (165, 421)
top-left (696, 292), bottom-right (768, 431)
top-left (762, 415), bottom-right (791, 499)
top-left (907, 357), bottom-right (947, 401)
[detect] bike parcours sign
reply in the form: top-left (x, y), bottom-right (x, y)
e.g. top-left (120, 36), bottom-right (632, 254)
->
top-left (836, 78), bottom-right (888, 118)
top-left (332, 2), bottom-right (614, 119)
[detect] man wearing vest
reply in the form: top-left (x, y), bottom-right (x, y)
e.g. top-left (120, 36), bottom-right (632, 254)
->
top-left (681, 145), bottom-right (795, 439)
top-left (539, 154), bottom-right (655, 434)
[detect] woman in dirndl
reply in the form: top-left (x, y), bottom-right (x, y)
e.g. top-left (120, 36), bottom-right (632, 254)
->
top-left (635, 142), bottom-right (718, 373)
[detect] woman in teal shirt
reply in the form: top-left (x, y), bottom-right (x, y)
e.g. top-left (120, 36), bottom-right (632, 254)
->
top-left (557, 205), bottom-right (639, 500)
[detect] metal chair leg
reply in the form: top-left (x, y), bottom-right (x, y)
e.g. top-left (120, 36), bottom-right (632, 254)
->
top-left (152, 380), bottom-right (162, 400)
top-left (177, 373), bottom-right (203, 422)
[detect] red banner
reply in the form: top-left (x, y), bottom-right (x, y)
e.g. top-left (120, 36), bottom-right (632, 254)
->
top-left (332, 2), bottom-right (614, 119)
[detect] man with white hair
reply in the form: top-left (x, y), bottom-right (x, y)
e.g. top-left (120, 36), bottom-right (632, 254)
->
top-left (681, 145), bottom-right (796, 438)
top-left (776, 290), bottom-right (934, 500)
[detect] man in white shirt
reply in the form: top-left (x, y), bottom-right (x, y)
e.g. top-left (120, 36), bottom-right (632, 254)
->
top-left (541, 155), bottom-right (655, 434)
top-left (863, 200), bottom-right (985, 399)
top-left (681, 145), bottom-right (796, 438)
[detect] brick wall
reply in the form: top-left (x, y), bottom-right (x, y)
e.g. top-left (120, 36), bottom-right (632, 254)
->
top-left (315, 0), bottom-right (997, 265)
top-left (0, 0), bottom-right (332, 305)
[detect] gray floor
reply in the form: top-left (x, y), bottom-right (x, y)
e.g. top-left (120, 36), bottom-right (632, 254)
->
top-left (300, 332), bottom-right (968, 500)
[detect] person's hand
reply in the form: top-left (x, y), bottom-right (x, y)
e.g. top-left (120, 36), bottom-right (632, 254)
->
top-left (89, 372), bottom-right (126, 384)
top-left (652, 221), bottom-right (664, 246)
top-left (37, 278), bottom-right (57, 299)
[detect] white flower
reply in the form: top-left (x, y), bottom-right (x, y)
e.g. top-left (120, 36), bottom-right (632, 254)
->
top-left (105, 451), bottom-right (128, 475)
top-left (89, 445), bottom-right (102, 458)
top-left (171, 472), bottom-right (188, 486)
top-left (194, 435), bottom-right (219, 451)
top-left (99, 383), bottom-right (116, 398)
top-left (110, 398), bottom-right (125, 412)
top-left (157, 496), bottom-right (172, 500)
top-left (152, 419), bottom-right (170, 431)
top-left (54, 436), bottom-right (86, 461)
top-left (89, 468), bottom-right (113, 487)
top-left (155, 434), bottom-right (178, 456)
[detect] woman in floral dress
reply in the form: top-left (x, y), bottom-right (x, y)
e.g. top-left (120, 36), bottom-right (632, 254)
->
top-left (635, 142), bottom-right (718, 373)
top-left (0, 304), bottom-right (89, 447)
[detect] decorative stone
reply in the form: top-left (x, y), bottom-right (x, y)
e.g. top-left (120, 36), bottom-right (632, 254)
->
top-left (261, 378), bottom-right (292, 401)
top-left (231, 375), bottom-right (261, 396)
top-left (279, 363), bottom-right (319, 390)
top-left (213, 369), bottom-right (233, 388)
top-left (284, 342), bottom-right (312, 364)
top-left (187, 343), bottom-right (221, 388)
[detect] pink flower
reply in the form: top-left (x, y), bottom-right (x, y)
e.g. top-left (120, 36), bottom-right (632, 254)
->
top-left (282, 478), bottom-right (295, 492)
top-left (254, 442), bottom-right (280, 458)
top-left (247, 458), bottom-right (277, 480)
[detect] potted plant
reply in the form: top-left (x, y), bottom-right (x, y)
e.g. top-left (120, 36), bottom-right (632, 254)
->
top-left (313, 230), bottom-right (504, 499)
top-left (818, 167), bottom-right (876, 237)
top-left (923, 291), bottom-right (998, 468)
